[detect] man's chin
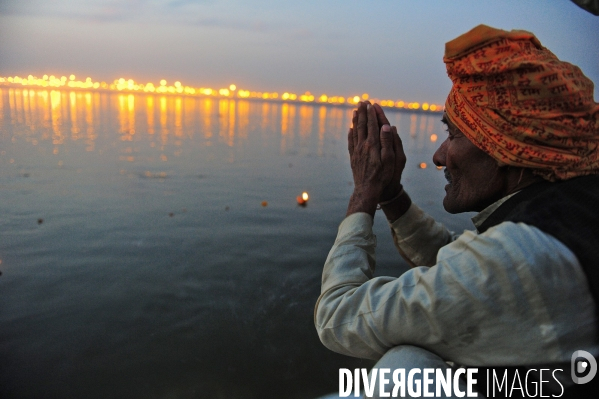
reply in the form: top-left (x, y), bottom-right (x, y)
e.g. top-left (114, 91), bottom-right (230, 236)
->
top-left (442, 192), bottom-right (466, 214)
top-left (442, 200), bottom-right (460, 214)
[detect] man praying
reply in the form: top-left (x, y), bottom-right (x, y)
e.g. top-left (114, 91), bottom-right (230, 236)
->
top-left (315, 24), bottom-right (599, 398)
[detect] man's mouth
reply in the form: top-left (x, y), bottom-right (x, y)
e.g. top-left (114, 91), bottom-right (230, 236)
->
top-left (444, 169), bottom-right (452, 184)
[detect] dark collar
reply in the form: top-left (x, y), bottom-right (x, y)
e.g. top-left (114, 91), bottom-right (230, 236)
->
top-left (476, 180), bottom-right (554, 234)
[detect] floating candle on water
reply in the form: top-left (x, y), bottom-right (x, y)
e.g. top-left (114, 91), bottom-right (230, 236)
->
top-left (418, 162), bottom-right (427, 169)
top-left (297, 192), bottom-right (309, 206)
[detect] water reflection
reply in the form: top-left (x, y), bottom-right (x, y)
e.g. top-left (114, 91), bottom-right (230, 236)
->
top-left (1, 88), bottom-right (452, 186)
top-left (1, 88), bottom-right (445, 163)
top-left (146, 96), bottom-right (154, 135)
top-left (0, 87), bottom-right (466, 399)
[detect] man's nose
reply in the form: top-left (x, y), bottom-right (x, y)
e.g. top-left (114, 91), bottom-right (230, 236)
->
top-left (433, 140), bottom-right (447, 167)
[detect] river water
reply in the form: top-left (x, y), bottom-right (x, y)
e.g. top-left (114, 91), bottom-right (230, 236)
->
top-left (0, 88), bottom-right (472, 398)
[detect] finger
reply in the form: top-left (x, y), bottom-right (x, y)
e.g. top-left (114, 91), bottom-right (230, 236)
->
top-left (351, 109), bottom-right (358, 149)
top-left (373, 103), bottom-right (390, 127)
top-left (348, 128), bottom-right (354, 157)
top-left (392, 126), bottom-right (406, 169)
top-left (380, 124), bottom-right (394, 178)
top-left (380, 124), bottom-right (393, 149)
top-left (356, 102), bottom-right (368, 144)
top-left (366, 103), bottom-right (380, 149)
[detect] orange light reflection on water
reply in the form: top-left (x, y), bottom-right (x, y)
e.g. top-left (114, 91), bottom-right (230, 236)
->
top-left (0, 74), bottom-right (444, 113)
top-left (1, 87), bottom-right (444, 173)
top-left (318, 106), bottom-right (327, 157)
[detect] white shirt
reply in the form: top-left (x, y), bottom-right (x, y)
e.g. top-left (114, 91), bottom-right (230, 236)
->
top-left (314, 201), bottom-right (598, 367)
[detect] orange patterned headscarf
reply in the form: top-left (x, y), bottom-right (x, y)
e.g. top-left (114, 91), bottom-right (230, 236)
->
top-left (444, 24), bottom-right (599, 181)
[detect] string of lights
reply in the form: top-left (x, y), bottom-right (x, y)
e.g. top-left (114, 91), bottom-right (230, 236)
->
top-left (0, 74), bottom-right (444, 112)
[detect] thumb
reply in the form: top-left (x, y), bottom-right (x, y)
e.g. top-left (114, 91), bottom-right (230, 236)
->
top-left (392, 126), bottom-right (406, 170)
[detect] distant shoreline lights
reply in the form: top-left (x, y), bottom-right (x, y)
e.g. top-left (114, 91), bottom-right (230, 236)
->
top-left (0, 74), bottom-right (444, 112)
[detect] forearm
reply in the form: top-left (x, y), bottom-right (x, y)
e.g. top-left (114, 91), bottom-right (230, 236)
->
top-left (314, 216), bottom-right (438, 360)
top-left (389, 202), bottom-right (455, 266)
top-left (315, 213), bottom-right (394, 359)
top-left (315, 213), bottom-right (443, 360)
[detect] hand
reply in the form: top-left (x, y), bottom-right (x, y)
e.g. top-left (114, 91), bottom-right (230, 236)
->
top-left (372, 103), bottom-right (406, 202)
top-left (346, 102), bottom-right (395, 217)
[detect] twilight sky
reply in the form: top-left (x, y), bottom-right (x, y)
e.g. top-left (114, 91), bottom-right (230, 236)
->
top-left (1, 0), bottom-right (598, 104)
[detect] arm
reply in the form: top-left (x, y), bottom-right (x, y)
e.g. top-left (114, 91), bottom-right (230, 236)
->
top-left (315, 220), bottom-right (598, 365)
top-left (389, 202), bottom-right (457, 267)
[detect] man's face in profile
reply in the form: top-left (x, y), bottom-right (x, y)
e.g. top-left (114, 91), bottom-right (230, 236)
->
top-left (433, 115), bottom-right (505, 214)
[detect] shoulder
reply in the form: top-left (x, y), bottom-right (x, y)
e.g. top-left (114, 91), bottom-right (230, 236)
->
top-left (434, 221), bottom-right (585, 289)
top-left (442, 221), bottom-right (576, 261)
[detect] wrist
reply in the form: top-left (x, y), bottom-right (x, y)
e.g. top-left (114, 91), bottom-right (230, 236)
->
top-left (377, 186), bottom-right (405, 209)
top-left (346, 192), bottom-right (378, 218)
top-left (380, 190), bottom-right (412, 223)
